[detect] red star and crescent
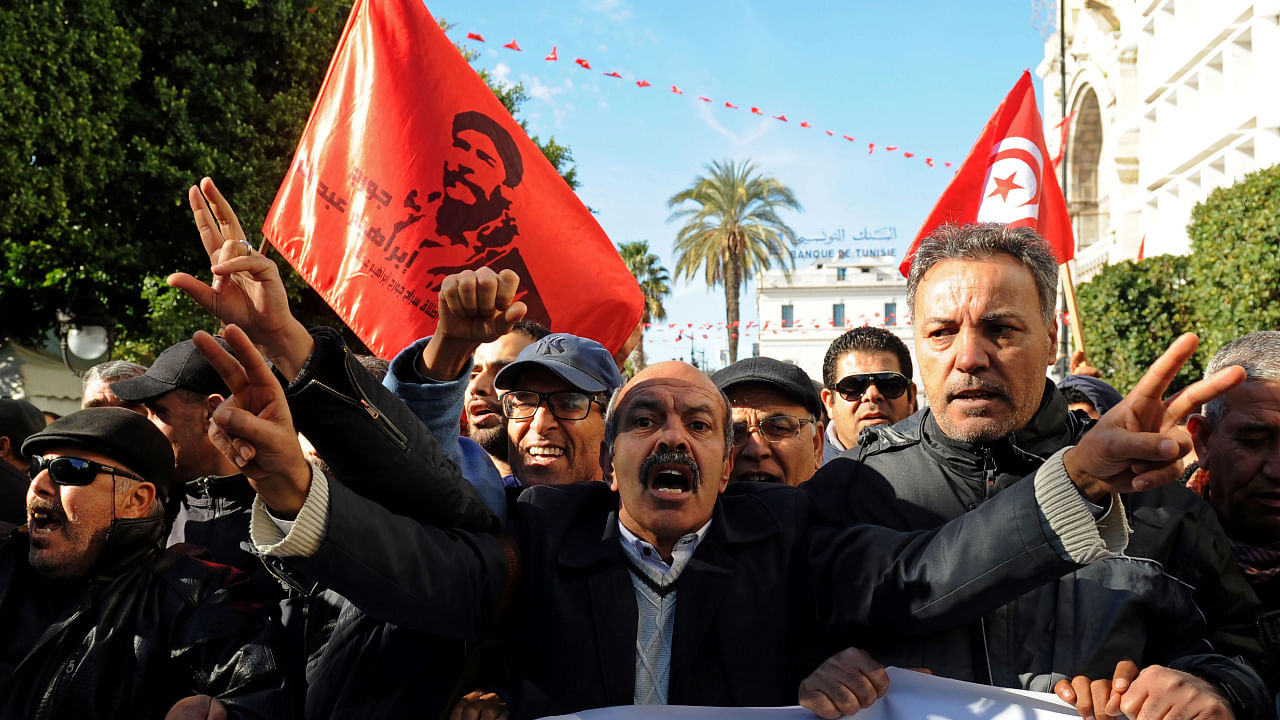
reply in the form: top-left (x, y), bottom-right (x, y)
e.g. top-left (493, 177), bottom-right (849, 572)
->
top-left (987, 172), bottom-right (1023, 202)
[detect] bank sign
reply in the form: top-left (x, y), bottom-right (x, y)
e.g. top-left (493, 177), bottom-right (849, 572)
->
top-left (791, 227), bottom-right (901, 262)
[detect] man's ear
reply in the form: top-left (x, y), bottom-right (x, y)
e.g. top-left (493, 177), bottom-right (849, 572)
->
top-left (820, 387), bottom-right (837, 416)
top-left (120, 481), bottom-right (157, 519)
top-left (1188, 414), bottom-right (1212, 465)
top-left (603, 441), bottom-right (617, 491)
top-left (0, 436), bottom-right (11, 459)
top-left (907, 382), bottom-right (919, 413)
top-left (1045, 321), bottom-right (1059, 366)
top-left (204, 393), bottom-right (227, 424)
top-left (810, 420), bottom-right (824, 472)
top-left (718, 450), bottom-right (732, 493)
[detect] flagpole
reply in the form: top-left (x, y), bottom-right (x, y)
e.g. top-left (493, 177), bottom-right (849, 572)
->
top-left (1055, 0), bottom-right (1087, 363)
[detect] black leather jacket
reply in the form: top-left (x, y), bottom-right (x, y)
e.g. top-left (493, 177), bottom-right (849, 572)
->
top-left (0, 516), bottom-right (288, 719)
top-left (264, 327), bottom-right (500, 719)
top-left (805, 380), bottom-right (1273, 720)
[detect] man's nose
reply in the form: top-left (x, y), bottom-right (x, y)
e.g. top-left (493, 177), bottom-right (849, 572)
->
top-left (736, 424), bottom-right (772, 459)
top-left (952, 328), bottom-right (992, 374)
top-left (28, 468), bottom-right (56, 500)
top-left (527, 403), bottom-right (560, 433)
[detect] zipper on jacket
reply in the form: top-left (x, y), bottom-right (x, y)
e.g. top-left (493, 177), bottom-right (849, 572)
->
top-left (307, 379), bottom-right (409, 451)
top-left (341, 345), bottom-right (410, 449)
top-left (982, 447), bottom-right (996, 500)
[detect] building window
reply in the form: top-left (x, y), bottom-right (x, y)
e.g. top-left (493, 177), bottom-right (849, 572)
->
top-left (781, 304), bottom-right (794, 328)
top-left (832, 303), bottom-right (845, 327)
top-left (884, 302), bottom-right (897, 326)
top-left (836, 267), bottom-right (847, 281)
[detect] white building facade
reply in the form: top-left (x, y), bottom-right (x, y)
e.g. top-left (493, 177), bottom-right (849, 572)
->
top-left (756, 235), bottom-right (914, 383)
top-left (1039, 0), bottom-right (1280, 280)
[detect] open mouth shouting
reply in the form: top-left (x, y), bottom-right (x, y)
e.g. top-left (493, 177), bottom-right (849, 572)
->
top-left (640, 450), bottom-right (702, 499)
top-left (28, 501), bottom-right (66, 539)
top-left (467, 399), bottom-right (502, 429)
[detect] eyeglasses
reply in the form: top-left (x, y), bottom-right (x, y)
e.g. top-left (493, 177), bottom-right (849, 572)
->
top-left (501, 390), bottom-right (602, 421)
top-left (832, 372), bottom-right (910, 401)
top-left (731, 415), bottom-right (816, 447)
top-left (27, 455), bottom-right (144, 486)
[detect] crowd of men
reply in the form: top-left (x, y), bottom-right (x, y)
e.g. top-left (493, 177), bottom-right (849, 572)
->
top-left (0, 177), bottom-right (1277, 720)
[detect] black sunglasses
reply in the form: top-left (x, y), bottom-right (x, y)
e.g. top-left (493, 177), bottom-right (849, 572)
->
top-left (27, 455), bottom-right (144, 486)
top-left (832, 372), bottom-right (910, 401)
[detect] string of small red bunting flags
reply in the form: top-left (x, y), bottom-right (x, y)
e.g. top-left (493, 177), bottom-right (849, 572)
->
top-left (459, 30), bottom-right (956, 170)
top-left (631, 309), bottom-right (1075, 342)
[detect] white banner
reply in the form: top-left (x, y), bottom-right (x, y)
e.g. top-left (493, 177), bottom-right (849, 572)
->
top-left (539, 667), bottom-right (1076, 720)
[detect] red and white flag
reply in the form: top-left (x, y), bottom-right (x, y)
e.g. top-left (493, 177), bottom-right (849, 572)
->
top-left (262, 0), bottom-right (643, 358)
top-left (900, 70), bottom-right (1074, 277)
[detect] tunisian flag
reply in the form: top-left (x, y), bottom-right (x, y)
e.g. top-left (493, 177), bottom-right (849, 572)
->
top-left (899, 71), bottom-right (1074, 277)
top-left (262, 0), bottom-right (643, 357)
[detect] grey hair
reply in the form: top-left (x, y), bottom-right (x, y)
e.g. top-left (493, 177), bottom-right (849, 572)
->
top-left (604, 379), bottom-right (735, 461)
top-left (906, 223), bottom-right (1060, 326)
top-left (1202, 331), bottom-right (1280, 425)
top-left (82, 360), bottom-right (146, 391)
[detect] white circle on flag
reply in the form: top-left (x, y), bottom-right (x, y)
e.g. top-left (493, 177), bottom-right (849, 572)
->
top-left (977, 137), bottom-right (1042, 224)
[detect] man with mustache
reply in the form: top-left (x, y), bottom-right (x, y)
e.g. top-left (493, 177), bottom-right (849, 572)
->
top-left (711, 357), bottom-right (824, 486)
top-left (0, 407), bottom-right (287, 717)
top-left (804, 223), bottom-right (1271, 720)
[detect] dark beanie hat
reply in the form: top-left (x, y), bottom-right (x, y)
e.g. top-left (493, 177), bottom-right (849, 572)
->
top-left (1057, 374), bottom-right (1124, 417)
top-left (23, 408), bottom-right (173, 501)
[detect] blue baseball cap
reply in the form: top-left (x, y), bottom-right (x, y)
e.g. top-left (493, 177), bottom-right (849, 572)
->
top-left (494, 333), bottom-right (624, 394)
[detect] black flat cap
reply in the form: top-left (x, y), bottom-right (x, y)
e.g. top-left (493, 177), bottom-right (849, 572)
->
top-left (712, 357), bottom-right (824, 421)
top-left (112, 337), bottom-right (232, 404)
top-left (23, 408), bottom-right (173, 500)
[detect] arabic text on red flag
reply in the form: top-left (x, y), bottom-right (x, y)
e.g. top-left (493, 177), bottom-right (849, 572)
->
top-left (899, 70), bottom-right (1074, 277)
top-left (262, 0), bottom-right (643, 358)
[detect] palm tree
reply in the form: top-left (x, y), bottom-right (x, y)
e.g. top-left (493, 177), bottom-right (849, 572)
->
top-left (617, 239), bottom-right (670, 371)
top-left (667, 160), bottom-right (801, 363)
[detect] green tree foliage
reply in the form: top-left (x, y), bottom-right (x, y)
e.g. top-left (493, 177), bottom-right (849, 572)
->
top-left (0, 4), bottom-right (581, 363)
top-left (0, 0), bottom-right (350, 359)
top-left (1186, 163), bottom-right (1280, 355)
top-left (1076, 163), bottom-right (1280, 393)
top-left (1076, 254), bottom-right (1200, 393)
top-left (617, 240), bottom-right (670, 371)
top-left (668, 160), bottom-right (800, 363)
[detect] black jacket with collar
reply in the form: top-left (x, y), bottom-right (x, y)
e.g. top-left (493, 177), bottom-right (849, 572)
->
top-left (0, 516), bottom-right (288, 719)
top-left (804, 380), bottom-right (1272, 719)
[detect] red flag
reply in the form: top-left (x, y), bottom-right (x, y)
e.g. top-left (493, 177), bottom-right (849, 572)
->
top-left (925, 157), bottom-right (935, 167)
top-left (885, 145), bottom-right (899, 151)
top-left (903, 151), bottom-right (915, 158)
top-left (772, 114), bottom-right (787, 122)
top-left (800, 121), bottom-right (811, 128)
top-left (841, 135), bottom-right (854, 142)
top-left (868, 143), bottom-right (875, 153)
top-left (1053, 110), bottom-right (1077, 168)
top-left (574, 58), bottom-right (591, 69)
top-left (466, 32), bottom-right (484, 42)
top-left (900, 71), bottom-right (1074, 277)
top-left (262, 0), bottom-right (643, 357)
top-left (825, 130), bottom-right (834, 136)
top-left (724, 101), bottom-right (738, 109)
top-left (671, 85), bottom-right (682, 94)
top-left (603, 70), bottom-right (621, 78)
top-left (1137, 234), bottom-right (1146, 260)
top-left (544, 46), bottom-right (557, 61)
top-left (750, 107), bottom-right (763, 115)
top-left (697, 96), bottom-right (711, 103)
top-left (503, 39), bottom-right (521, 51)
top-left (636, 79), bottom-right (651, 87)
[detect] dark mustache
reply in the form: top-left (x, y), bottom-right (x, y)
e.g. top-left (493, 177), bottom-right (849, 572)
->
top-left (945, 377), bottom-right (1009, 400)
top-left (639, 450), bottom-right (701, 491)
top-left (27, 498), bottom-right (65, 521)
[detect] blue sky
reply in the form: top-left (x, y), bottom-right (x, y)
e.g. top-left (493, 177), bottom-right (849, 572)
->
top-left (425, 0), bottom-right (1053, 367)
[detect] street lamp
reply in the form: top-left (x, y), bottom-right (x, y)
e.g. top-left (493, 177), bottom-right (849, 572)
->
top-left (57, 309), bottom-right (112, 375)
